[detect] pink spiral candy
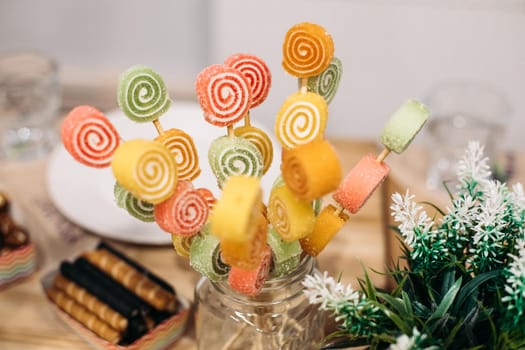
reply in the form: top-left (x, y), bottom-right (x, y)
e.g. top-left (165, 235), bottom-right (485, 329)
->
top-left (154, 181), bottom-right (209, 236)
top-left (224, 54), bottom-right (271, 108)
top-left (196, 188), bottom-right (216, 210)
top-left (195, 64), bottom-right (252, 127)
top-left (61, 106), bottom-right (120, 168)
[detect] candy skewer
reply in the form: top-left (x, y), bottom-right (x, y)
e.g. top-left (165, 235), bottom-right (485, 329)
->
top-left (153, 119), bottom-right (164, 135)
top-left (300, 78), bottom-right (308, 94)
top-left (219, 324), bottom-right (248, 350)
top-left (227, 125), bottom-right (235, 138)
top-left (376, 148), bottom-right (391, 163)
top-left (244, 111), bottom-right (251, 127)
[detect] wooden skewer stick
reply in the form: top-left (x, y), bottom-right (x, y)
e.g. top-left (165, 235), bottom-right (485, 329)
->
top-left (219, 323), bottom-right (248, 350)
top-left (334, 205), bottom-right (344, 217)
top-left (376, 147), bottom-right (391, 163)
top-left (153, 119), bottom-right (164, 135)
top-left (300, 78), bottom-right (308, 94)
top-left (244, 111), bottom-right (251, 127)
top-left (227, 125), bottom-right (235, 138)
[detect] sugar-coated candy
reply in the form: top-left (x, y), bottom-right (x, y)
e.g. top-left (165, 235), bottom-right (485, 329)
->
top-left (220, 210), bottom-right (268, 270)
top-left (154, 180), bottom-right (209, 236)
top-left (227, 245), bottom-right (272, 296)
top-left (208, 136), bottom-right (263, 188)
top-left (117, 65), bottom-right (171, 123)
top-left (300, 204), bottom-right (350, 257)
top-left (61, 106), bottom-right (120, 168)
top-left (196, 188), bottom-right (216, 210)
top-left (234, 125), bottom-right (273, 174)
top-left (114, 182), bottom-right (155, 222)
top-left (189, 230), bottom-right (230, 282)
top-left (210, 176), bottom-right (262, 243)
top-left (275, 91), bottom-right (328, 150)
top-left (267, 228), bottom-right (301, 278)
top-left (224, 53), bottom-right (272, 108)
top-left (380, 99), bottom-right (430, 154)
top-left (155, 128), bottom-right (201, 181)
top-left (304, 57), bottom-right (342, 104)
top-left (267, 185), bottom-right (316, 242)
top-left (195, 64), bottom-right (252, 127)
top-left (281, 139), bottom-right (342, 202)
top-left (111, 139), bottom-right (177, 204)
top-left (282, 22), bottom-right (334, 78)
top-left (333, 154), bottom-right (390, 214)
top-left (171, 234), bottom-right (195, 258)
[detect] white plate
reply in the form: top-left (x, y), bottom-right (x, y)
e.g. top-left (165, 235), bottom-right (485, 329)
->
top-left (46, 102), bottom-right (281, 245)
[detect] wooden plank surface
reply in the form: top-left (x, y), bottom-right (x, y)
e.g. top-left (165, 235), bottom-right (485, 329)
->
top-left (0, 139), bottom-right (387, 350)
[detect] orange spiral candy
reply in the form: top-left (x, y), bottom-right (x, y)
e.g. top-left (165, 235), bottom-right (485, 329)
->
top-left (234, 125), bottom-right (273, 174)
top-left (224, 53), bottom-right (272, 108)
top-left (275, 92), bottom-right (328, 150)
top-left (195, 64), bottom-right (252, 127)
top-left (281, 139), bottom-right (342, 202)
top-left (282, 22), bottom-right (334, 78)
top-left (154, 180), bottom-right (209, 236)
top-left (61, 106), bottom-right (120, 168)
top-left (155, 128), bottom-right (200, 181)
top-left (196, 188), bottom-right (216, 211)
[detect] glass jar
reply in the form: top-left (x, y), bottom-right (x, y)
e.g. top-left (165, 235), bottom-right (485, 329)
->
top-left (194, 256), bottom-right (326, 350)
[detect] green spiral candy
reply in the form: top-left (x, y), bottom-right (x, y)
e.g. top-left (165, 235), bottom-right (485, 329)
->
top-left (267, 228), bottom-right (301, 278)
top-left (113, 182), bottom-right (155, 222)
top-left (118, 65), bottom-right (171, 122)
top-left (208, 136), bottom-right (263, 188)
top-left (303, 57), bottom-right (342, 105)
top-left (189, 229), bottom-right (230, 281)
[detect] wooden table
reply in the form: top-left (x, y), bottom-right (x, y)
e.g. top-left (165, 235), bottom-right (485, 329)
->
top-left (0, 139), bottom-right (389, 350)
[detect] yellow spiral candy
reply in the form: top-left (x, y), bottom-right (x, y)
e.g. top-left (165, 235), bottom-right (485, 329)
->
top-left (281, 139), bottom-right (342, 202)
top-left (111, 139), bottom-right (178, 204)
top-left (234, 126), bottom-right (273, 175)
top-left (155, 128), bottom-right (200, 181)
top-left (275, 92), bottom-right (328, 150)
top-left (171, 233), bottom-right (195, 258)
top-left (282, 22), bottom-right (334, 78)
top-left (267, 185), bottom-right (316, 242)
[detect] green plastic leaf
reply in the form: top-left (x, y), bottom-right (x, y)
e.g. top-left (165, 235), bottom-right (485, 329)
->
top-left (427, 277), bottom-right (462, 325)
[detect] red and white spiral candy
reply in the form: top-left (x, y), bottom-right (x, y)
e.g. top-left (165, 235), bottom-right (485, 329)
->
top-left (61, 106), bottom-right (120, 168)
top-left (196, 188), bottom-right (216, 211)
top-left (195, 64), bottom-right (252, 127)
top-left (154, 181), bottom-right (209, 236)
top-left (224, 54), bottom-right (271, 109)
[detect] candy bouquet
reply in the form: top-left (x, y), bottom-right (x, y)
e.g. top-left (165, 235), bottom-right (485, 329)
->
top-left (303, 141), bottom-right (525, 349)
top-left (59, 22), bottom-right (429, 349)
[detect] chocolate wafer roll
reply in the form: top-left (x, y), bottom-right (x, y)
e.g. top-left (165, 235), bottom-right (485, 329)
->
top-left (46, 287), bottom-right (121, 344)
top-left (0, 192), bottom-right (10, 215)
top-left (53, 274), bottom-right (128, 332)
top-left (83, 250), bottom-right (177, 312)
top-left (97, 242), bottom-right (175, 294)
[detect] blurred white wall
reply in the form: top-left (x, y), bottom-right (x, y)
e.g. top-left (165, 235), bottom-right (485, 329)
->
top-left (1, 0), bottom-right (524, 148)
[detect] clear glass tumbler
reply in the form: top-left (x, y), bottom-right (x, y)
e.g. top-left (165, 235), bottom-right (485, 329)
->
top-left (194, 256), bottom-right (327, 350)
top-left (0, 52), bottom-right (60, 160)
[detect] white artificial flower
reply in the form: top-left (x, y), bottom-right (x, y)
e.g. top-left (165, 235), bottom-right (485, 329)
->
top-left (389, 327), bottom-right (423, 350)
top-left (456, 141), bottom-right (491, 189)
top-left (390, 191), bottom-right (433, 246)
top-left (302, 271), bottom-right (360, 310)
top-left (505, 239), bottom-right (525, 294)
top-left (472, 180), bottom-right (507, 245)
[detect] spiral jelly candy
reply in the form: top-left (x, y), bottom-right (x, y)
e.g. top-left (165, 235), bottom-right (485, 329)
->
top-left (171, 234), bottom-right (195, 259)
top-left (210, 176), bottom-right (262, 243)
top-left (154, 180), bottom-right (209, 236)
top-left (195, 64), bottom-right (252, 127)
top-left (224, 53), bottom-right (271, 108)
top-left (267, 228), bottom-right (301, 278)
top-left (208, 136), bottom-right (263, 188)
top-left (275, 91), bottom-right (328, 150)
top-left (281, 139), bottom-right (342, 202)
top-left (267, 185), bottom-right (316, 242)
top-left (282, 22), bottom-right (334, 78)
top-left (305, 57), bottom-right (342, 104)
top-left (380, 99), bottom-right (430, 154)
top-left (61, 106), bottom-right (120, 168)
top-left (234, 125), bottom-right (273, 174)
top-left (111, 139), bottom-right (177, 204)
top-left (189, 231), bottom-right (230, 281)
top-left (228, 245), bottom-right (272, 296)
top-left (333, 154), bottom-right (390, 214)
top-left (155, 128), bottom-right (200, 181)
top-left (196, 188), bottom-right (216, 210)
top-left (117, 65), bottom-right (171, 123)
top-left (113, 182), bottom-right (154, 222)
top-left (300, 204), bottom-right (349, 257)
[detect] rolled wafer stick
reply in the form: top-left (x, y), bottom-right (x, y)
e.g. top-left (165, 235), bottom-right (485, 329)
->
top-left (53, 274), bottom-right (128, 332)
top-left (46, 287), bottom-right (121, 344)
top-left (83, 250), bottom-right (177, 312)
